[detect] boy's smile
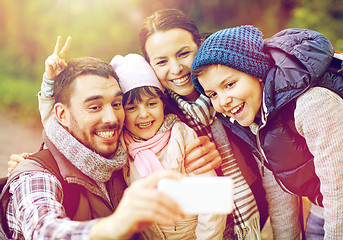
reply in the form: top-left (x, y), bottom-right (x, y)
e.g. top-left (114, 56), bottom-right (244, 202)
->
top-left (198, 65), bottom-right (263, 127)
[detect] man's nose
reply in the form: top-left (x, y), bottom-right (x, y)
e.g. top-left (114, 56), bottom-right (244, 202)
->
top-left (102, 106), bottom-right (119, 124)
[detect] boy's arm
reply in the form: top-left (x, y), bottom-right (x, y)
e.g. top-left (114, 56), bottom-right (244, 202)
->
top-left (260, 163), bottom-right (301, 239)
top-left (39, 36), bottom-right (71, 127)
top-left (295, 87), bottom-right (343, 239)
top-left (38, 74), bottom-right (55, 127)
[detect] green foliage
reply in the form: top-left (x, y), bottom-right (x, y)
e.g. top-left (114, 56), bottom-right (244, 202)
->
top-left (0, 72), bottom-right (41, 120)
top-left (288, 0), bottom-right (343, 52)
top-left (0, 0), bottom-right (342, 120)
top-left (0, 0), bottom-right (142, 79)
top-left (187, 0), bottom-right (298, 38)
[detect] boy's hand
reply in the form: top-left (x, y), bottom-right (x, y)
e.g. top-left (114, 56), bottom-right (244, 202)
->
top-left (45, 36), bottom-right (71, 80)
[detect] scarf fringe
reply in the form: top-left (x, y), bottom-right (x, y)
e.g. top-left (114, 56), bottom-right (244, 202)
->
top-left (234, 216), bottom-right (261, 240)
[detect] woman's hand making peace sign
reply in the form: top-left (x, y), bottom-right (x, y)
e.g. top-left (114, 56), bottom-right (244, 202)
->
top-left (45, 36), bottom-right (71, 80)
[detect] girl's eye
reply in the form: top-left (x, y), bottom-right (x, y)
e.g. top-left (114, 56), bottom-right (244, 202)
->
top-left (125, 105), bottom-right (136, 111)
top-left (112, 102), bottom-right (122, 109)
top-left (147, 101), bottom-right (157, 107)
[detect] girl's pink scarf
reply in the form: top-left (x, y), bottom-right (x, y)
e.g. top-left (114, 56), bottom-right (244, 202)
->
top-left (124, 130), bottom-right (171, 177)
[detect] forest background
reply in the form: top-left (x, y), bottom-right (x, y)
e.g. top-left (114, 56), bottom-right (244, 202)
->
top-left (0, 0), bottom-right (342, 123)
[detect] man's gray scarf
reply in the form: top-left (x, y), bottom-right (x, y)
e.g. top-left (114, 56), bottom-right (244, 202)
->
top-left (45, 117), bottom-right (127, 182)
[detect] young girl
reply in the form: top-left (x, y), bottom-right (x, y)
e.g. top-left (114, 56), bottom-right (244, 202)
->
top-left (110, 53), bottom-right (226, 239)
top-left (191, 25), bottom-right (343, 239)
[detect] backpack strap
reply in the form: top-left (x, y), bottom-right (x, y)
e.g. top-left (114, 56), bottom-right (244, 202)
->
top-left (0, 177), bottom-right (10, 239)
top-left (0, 177), bottom-right (7, 194)
top-left (328, 52), bottom-right (343, 76)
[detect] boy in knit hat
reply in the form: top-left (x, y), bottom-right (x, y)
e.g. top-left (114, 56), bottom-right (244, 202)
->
top-left (191, 25), bottom-right (343, 239)
top-left (110, 53), bottom-right (227, 240)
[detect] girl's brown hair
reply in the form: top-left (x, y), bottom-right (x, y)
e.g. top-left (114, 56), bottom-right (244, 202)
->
top-left (122, 86), bottom-right (165, 106)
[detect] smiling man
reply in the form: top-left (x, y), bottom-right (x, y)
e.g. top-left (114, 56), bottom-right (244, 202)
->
top-left (54, 71), bottom-right (125, 158)
top-left (2, 54), bottom-right (184, 240)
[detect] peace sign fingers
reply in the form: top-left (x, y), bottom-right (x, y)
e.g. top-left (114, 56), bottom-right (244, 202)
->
top-left (53, 36), bottom-right (62, 56)
top-left (45, 36), bottom-right (72, 80)
top-left (57, 36), bottom-right (71, 59)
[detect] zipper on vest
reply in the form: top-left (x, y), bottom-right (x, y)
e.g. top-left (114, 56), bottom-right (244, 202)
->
top-left (254, 107), bottom-right (269, 177)
top-left (257, 93), bottom-right (300, 195)
top-left (256, 96), bottom-right (269, 176)
top-left (255, 123), bottom-right (297, 196)
top-left (256, 130), bottom-right (268, 177)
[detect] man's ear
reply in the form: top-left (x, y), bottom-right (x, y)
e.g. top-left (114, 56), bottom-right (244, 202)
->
top-left (54, 102), bottom-right (69, 128)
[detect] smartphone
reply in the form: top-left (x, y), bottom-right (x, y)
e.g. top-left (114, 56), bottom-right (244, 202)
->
top-left (157, 177), bottom-right (233, 215)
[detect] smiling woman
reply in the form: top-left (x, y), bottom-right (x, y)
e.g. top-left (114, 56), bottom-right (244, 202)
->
top-left (138, 8), bottom-right (269, 240)
top-left (144, 28), bottom-right (200, 101)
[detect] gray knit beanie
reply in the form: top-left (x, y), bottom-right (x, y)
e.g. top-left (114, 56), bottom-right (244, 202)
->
top-left (191, 25), bottom-right (272, 95)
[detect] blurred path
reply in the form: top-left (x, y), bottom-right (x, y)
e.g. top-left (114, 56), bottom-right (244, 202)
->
top-left (0, 109), bottom-right (43, 177)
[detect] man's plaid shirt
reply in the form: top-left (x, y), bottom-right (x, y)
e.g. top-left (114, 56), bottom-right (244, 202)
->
top-left (7, 172), bottom-right (97, 240)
